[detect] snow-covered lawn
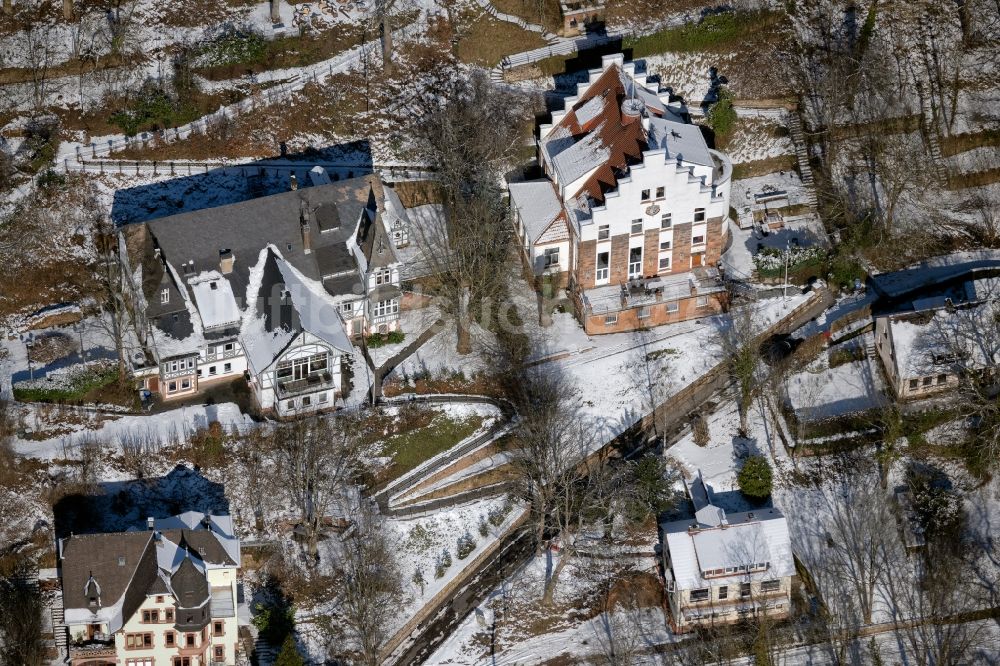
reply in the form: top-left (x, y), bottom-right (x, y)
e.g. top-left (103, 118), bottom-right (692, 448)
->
top-left (723, 117), bottom-right (796, 165)
top-left (785, 355), bottom-right (888, 421)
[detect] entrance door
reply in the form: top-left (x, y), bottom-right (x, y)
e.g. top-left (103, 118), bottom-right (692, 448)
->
top-left (293, 358), bottom-right (309, 381)
top-left (692, 252), bottom-right (704, 268)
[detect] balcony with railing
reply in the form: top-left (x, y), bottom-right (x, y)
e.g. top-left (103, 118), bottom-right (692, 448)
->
top-left (582, 268), bottom-right (725, 315)
top-left (68, 636), bottom-right (116, 663)
top-left (276, 371), bottom-right (335, 398)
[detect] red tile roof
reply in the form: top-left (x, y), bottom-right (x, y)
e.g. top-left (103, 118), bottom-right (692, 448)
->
top-left (549, 65), bottom-right (651, 203)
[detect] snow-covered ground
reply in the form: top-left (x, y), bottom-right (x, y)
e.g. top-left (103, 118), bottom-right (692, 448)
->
top-left (11, 401), bottom-right (252, 459)
top-left (369, 305), bottom-right (442, 369)
top-left (785, 354), bottom-right (888, 421)
top-left (428, 550), bottom-right (670, 665)
top-left (722, 215), bottom-right (829, 281)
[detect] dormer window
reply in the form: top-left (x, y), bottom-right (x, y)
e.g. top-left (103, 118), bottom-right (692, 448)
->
top-left (161, 288), bottom-right (170, 304)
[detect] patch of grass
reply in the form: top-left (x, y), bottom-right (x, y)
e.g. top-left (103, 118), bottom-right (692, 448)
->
top-left (454, 14), bottom-right (548, 68)
top-left (379, 413), bottom-right (486, 482)
top-left (731, 155), bottom-right (798, 180)
top-left (623, 10), bottom-right (782, 57)
top-left (109, 85), bottom-right (204, 136)
top-left (192, 27), bottom-right (358, 80)
top-left (391, 181), bottom-right (444, 207)
top-left (491, 0), bottom-right (564, 33)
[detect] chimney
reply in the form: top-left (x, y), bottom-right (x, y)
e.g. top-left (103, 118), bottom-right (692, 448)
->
top-left (147, 516), bottom-right (155, 530)
top-left (289, 173), bottom-right (298, 191)
top-left (219, 249), bottom-right (234, 274)
top-left (621, 98), bottom-right (643, 126)
top-left (300, 202), bottom-right (312, 255)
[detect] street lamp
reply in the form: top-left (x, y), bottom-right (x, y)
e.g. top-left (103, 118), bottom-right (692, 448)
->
top-left (76, 321), bottom-right (87, 362)
top-left (21, 332), bottom-right (34, 381)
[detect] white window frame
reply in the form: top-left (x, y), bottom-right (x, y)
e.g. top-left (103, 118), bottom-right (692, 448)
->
top-left (659, 257), bottom-right (671, 270)
top-left (661, 213), bottom-right (672, 229)
top-left (637, 306), bottom-right (651, 319)
top-left (640, 189), bottom-right (650, 201)
top-left (160, 288), bottom-right (170, 304)
top-left (694, 208), bottom-right (706, 222)
top-left (628, 247), bottom-right (643, 278)
top-left (595, 251), bottom-right (610, 282)
top-left (666, 302), bottom-right (679, 313)
top-left (692, 235), bottom-right (705, 245)
top-left (604, 313), bottom-right (618, 326)
top-left (374, 299), bottom-right (399, 317)
top-left (630, 219), bottom-right (643, 235)
top-left (696, 296), bottom-right (708, 307)
top-left (598, 224), bottom-right (610, 241)
top-left (659, 240), bottom-right (671, 251)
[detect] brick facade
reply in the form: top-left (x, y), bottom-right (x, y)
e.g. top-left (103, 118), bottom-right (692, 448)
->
top-left (582, 291), bottom-right (726, 334)
top-left (577, 239), bottom-right (597, 289)
top-left (610, 233), bottom-right (630, 283)
top-left (704, 215), bottom-right (725, 266)
top-left (643, 228), bottom-right (660, 276)
top-left (671, 223), bottom-right (692, 273)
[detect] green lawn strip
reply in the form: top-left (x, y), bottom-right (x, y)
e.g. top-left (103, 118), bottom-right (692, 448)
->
top-left (380, 414), bottom-right (486, 482)
top-left (623, 10), bottom-right (784, 57)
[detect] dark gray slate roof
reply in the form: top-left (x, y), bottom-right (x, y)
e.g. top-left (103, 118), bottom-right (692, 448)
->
top-left (139, 176), bottom-right (375, 309)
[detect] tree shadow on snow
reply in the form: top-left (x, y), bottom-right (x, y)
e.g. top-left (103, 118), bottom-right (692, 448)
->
top-left (108, 140), bottom-right (374, 226)
top-left (52, 464), bottom-right (230, 539)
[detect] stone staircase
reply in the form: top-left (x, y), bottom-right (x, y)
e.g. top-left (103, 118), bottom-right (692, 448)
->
top-left (916, 78), bottom-right (950, 182)
top-left (787, 112), bottom-right (819, 210)
top-left (50, 588), bottom-right (68, 656)
top-left (252, 636), bottom-right (278, 666)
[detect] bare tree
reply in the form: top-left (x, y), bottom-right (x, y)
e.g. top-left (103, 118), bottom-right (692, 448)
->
top-left (368, 0), bottom-right (408, 75)
top-left (232, 424), bottom-right (276, 535)
top-left (0, 554), bottom-right (45, 666)
top-left (23, 24), bottom-right (57, 110)
top-left (335, 502), bottom-right (403, 666)
top-left (720, 297), bottom-right (768, 436)
top-left (274, 416), bottom-right (365, 560)
top-left (804, 464), bottom-right (897, 626)
top-left (93, 209), bottom-right (131, 385)
top-left (928, 297), bottom-right (1000, 474)
top-left (410, 70), bottom-right (530, 353)
top-left (505, 366), bottom-right (608, 603)
top-left (883, 540), bottom-right (997, 666)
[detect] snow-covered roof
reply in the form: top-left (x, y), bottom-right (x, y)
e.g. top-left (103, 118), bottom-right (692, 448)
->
top-left (888, 302), bottom-right (998, 378)
top-left (509, 180), bottom-right (564, 243)
top-left (149, 260), bottom-right (206, 359)
top-left (276, 254), bottom-right (353, 355)
top-left (647, 116), bottom-right (714, 167)
top-left (188, 272), bottom-right (241, 330)
top-left (575, 94), bottom-right (607, 127)
top-left (549, 126), bottom-right (610, 186)
top-left (662, 508), bottom-right (794, 590)
top-left (309, 165), bottom-right (332, 186)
